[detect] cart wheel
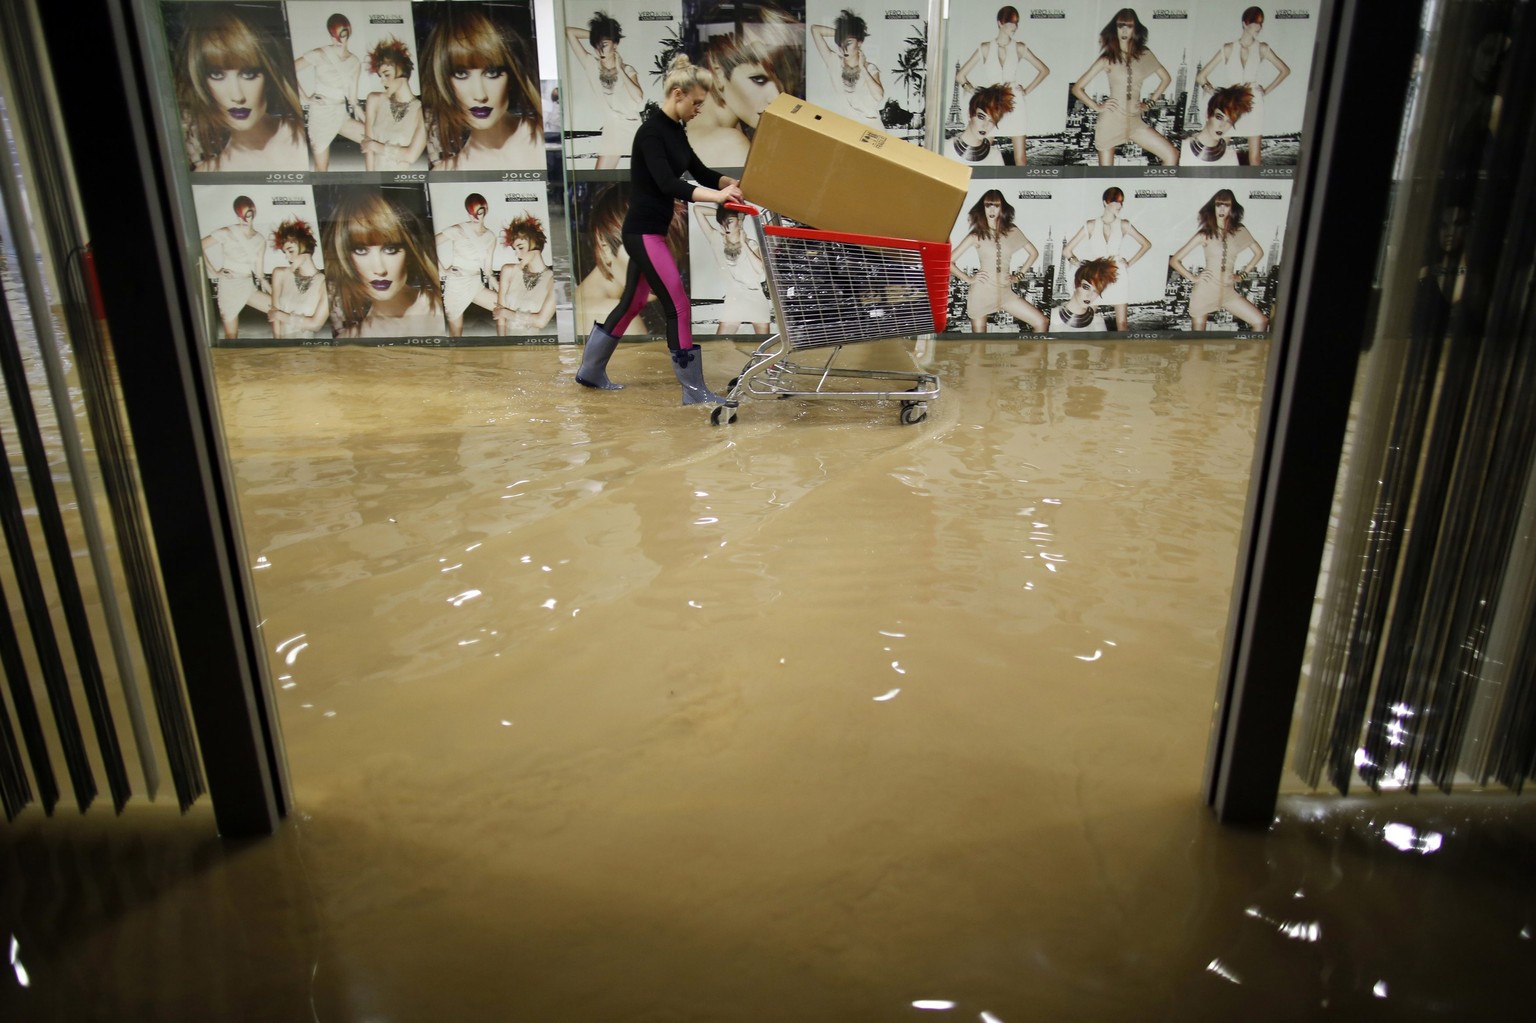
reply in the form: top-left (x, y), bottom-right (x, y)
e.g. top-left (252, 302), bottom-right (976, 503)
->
top-left (728, 376), bottom-right (740, 389)
top-left (899, 403), bottom-right (928, 426)
top-left (710, 405), bottom-right (738, 426)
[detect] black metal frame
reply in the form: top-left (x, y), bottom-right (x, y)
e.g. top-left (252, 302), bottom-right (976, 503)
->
top-left (33, 0), bottom-right (289, 837)
top-left (1203, 0), bottom-right (1428, 825)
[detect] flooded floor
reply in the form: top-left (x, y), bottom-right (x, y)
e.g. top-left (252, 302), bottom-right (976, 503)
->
top-left (3, 340), bottom-right (1533, 1021)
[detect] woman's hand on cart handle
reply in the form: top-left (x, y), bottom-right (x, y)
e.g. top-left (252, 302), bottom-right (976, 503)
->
top-left (724, 200), bottom-right (760, 217)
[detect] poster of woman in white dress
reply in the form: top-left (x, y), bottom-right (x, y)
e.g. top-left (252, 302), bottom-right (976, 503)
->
top-left (563, 1), bottom-right (684, 170)
top-left (1187, 2), bottom-right (1318, 165)
top-left (430, 181), bottom-right (556, 339)
top-left (287, 2), bottom-right (421, 172)
top-left (689, 202), bottom-right (772, 337)
top-left (941, 3), bottom-right (1078, 166)
top-left (804, 1), bottom-right (927, 143)
top-left (192, 183), bottom-right (323, 341)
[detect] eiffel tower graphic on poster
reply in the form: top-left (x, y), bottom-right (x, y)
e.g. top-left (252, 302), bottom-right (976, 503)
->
top-left (946, 62), bottom-right (964, 132)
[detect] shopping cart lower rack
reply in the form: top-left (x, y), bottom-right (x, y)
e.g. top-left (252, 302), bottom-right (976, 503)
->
top-left (711, 203), bottom-right (948, 426)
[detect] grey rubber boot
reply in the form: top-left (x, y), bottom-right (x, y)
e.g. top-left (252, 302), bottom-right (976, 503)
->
top-left (576, 323), bottom-right (624, 389)
top-left (670, 346), bottom-right (725, 405)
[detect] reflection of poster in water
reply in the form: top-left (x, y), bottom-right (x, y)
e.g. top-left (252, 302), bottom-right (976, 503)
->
top-left (313, 183), bottom-right (446, 340)
top-left (192, 183), bottom-right (323, 341)
top-left (569, 180), bottom-right (679, 340)
top-left (1185, 1), bottom-right (1318, 166)
top-left (689, 201), bottom-right (773, 336)
top-left (1063, 3), bottom-right (1194, 167)
top-left (940, 4), bottom-right (1078, 167)
top-left (1157, 177), bottom-right (1291, 333)
top-left (429, 182), bottom-right (556, 339)
top-left (411, 1), bottom-right (544, 171)
top-left (286, 1), bottom-right (423, 172)
top-left (562, 1), bottom-right (684, 170)
top-left (162, 1), bottom-right (309, 172)
top-left (803, 1), bottom-right (926, 143)
top-left (681, 0), bottom-right (807, 170)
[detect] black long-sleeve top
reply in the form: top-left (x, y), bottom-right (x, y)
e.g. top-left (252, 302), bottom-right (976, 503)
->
top-left (622, 109), bottom-right (726, 234)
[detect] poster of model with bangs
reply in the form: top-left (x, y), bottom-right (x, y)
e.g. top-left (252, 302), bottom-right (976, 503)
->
top-left (192, 183), bottom-right (323, 341)
top-left (681, 0), bottom-right (806, 170)
top-left (314, 183), bottom-right (446, 340)
top-left (286, 1), bottom-right (423, 171)
top-left (945, 178), bottom-right (1059, 334)
top-left (1159, 176), bottom-right (1291, 332)
top-left (1065, 3), bottom-right (1194, 167)
top-left (411, 0), bottom-right (544, 170)
top-left (803, 1), bottom-right (927, 143)
top-left (563, 1), bottom-right (684, 170)
top-left (429, 181), bottom-right (556, 340)
top-left (164, 1), bottom-right (310, 172)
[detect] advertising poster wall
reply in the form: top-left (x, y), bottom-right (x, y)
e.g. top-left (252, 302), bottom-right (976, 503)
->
top-left (936, 0), bottom-right (1315, 338)
top-left (161, 0), bottom-right (557, 347)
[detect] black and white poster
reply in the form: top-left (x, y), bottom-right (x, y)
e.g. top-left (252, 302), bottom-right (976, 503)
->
top-left (804, 1), bottom-right (928, 143)
top-left (562, 1), bottom-right (685, 170)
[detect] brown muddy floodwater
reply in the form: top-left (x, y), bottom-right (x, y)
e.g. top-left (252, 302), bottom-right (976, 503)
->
top-left (4, 339), bottom-right (1532, 1021)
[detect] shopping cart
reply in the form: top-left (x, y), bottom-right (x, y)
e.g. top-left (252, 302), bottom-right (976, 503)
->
top-left (711, 202), bottom-right (948, 426)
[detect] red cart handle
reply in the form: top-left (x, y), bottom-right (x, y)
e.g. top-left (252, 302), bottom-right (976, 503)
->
top-left (724, 200), bottom-right (760, 217)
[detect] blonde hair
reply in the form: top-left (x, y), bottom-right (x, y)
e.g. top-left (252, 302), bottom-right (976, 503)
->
top-left (662, 53), bottom-right (713, 96)
top-left (175, 8), bottom-right (303, 165)
top-left (322, 189), bottom-right (441, 329)
top-left (420, 8), bottom-right (541, 166)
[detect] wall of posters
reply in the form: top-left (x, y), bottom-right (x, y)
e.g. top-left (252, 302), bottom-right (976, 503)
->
top-left (553, 0), bottom-right (1309, 345)
top-left (162, 0), bottom-right (1314, 346)
top-left (935, 0), bottom-right (1318, 338)
top-left (160, 0), bottom-right (556, 346)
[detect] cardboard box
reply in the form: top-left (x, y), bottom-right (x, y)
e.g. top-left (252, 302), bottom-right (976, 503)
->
top-left (739, 95), bottom-right (971, 243)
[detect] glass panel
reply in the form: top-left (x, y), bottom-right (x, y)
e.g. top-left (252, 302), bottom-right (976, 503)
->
top-left (1290, 0), bottom-right (1536, 796)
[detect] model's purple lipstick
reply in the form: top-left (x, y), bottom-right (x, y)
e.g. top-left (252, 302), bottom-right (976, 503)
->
top-left (228, 107), bottom-right (252, 121)
top-left (469, 106), bottom-right (494, 119)
top-left (370, 279), bottom-right (392, 291)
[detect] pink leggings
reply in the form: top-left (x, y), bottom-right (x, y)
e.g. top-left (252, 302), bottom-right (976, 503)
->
top-left (601, 233), bottom-right (693, 351)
